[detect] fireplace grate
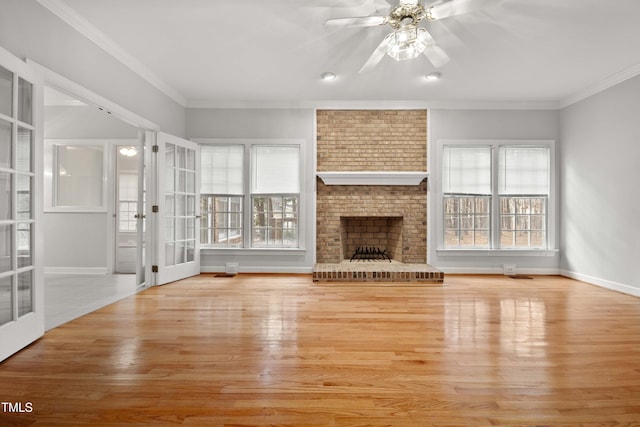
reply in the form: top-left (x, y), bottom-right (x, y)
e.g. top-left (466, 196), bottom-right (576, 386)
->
top-left (350, 247), bottom-right (391, 262)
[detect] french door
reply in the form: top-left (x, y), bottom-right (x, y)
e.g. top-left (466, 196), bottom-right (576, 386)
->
top-left (0, 46), bottom-right (44, 362)
top-left (154, 132), bottom-right (200, 285)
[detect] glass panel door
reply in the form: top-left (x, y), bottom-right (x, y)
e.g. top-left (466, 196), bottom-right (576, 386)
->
top-left (135, 131), bottom-right (149, 287)
top-left (155, 132), bottom-right (200, 285)
top-left (0, 46), bottom-right (43, 362)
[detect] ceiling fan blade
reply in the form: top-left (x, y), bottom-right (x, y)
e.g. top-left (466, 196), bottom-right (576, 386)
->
top-left (422, 44), bottom-right (450, 68)
top-left (428, 0), bottom-right (500, 20)
top-left (418, 27), bottom-right (450, 68)
top-left (359, 33), bottom-right (394, 73)
top-left (325, 15), bottom-right (388, 27)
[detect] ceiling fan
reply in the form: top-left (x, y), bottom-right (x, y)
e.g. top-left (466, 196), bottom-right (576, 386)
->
top-left (325, 0), bottom-right (500, 73)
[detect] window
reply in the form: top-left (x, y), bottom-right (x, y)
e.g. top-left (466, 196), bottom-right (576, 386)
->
top-left (118, 174), bottom-right (138, 232)
top-left (200, 145), bottom-right (243, 247)
top-left (44, 140), bottom-right (108, 211)
top-left (441, 142), bottom-right (552, 250)
top-left (200, 142), bottom-right (301, 249)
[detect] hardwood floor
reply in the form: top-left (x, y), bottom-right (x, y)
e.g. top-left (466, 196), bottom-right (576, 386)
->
top-left (2, 274), bottom-right (640, 426)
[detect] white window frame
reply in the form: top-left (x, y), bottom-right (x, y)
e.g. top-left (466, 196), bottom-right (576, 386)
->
top-left (195, 138), bottom-right (306, 252)
top-left (436, 139), bottom-right (557, 256)
top-left (44, 139), bottom-right (109, 213)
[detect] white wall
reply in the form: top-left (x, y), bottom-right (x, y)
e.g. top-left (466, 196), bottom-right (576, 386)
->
top-left (560, 75), bottom-right (640, 296)
top-left (428, 109), bottom-right (562, 274)
top-left (187, 108), bottom-right (316, 273)
top-left (0, 0), bottom-right (185, 136)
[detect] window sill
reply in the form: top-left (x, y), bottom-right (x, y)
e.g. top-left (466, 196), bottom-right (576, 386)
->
top-left (436, 248), bottom-right (559, 257)
top-left (201, 247), bottom-right (307, 256)
top-left (45, 208), bottom-right (108, 214)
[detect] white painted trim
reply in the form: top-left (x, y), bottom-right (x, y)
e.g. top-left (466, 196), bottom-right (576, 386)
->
top-left (560, 270), bottom-right (640, 298)
top-left (317, 171), bottom-right (428, 186)
top-left (200, 266), bottom-right (313, 274)
top-left (187, 99), bottom-right (562, 111)
top-left (437, 249), bottom-right (559, 257)
top-left (559, 63), bottom-right (640, 108)
top-left (33, 0), bottom-right (186, 107)
top-left (201, 248), bottom-right (307, 256)
top-left (440, 267), bottom-right (561, 275)
top-left (44, 267), bottom-right (110, 275)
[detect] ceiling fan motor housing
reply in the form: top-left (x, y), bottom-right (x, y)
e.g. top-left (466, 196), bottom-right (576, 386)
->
top-left (388, 3), bottom-right (427, 28)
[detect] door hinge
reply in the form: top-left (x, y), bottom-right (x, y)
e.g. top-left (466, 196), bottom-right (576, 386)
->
top-left (152, 265), bottom-right (158, 273)
top-left (152, 205), bottom-right (159, 213)
top-left (152, 144), bottom-right (159, 153)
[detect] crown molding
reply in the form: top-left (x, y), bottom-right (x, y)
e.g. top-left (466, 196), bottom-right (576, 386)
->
top-left (35, 0), bottom-right (187, 107)
top-left (559, 62), bottom-right (640, 108)
top-left (187, 99), bottom-right (561, 110)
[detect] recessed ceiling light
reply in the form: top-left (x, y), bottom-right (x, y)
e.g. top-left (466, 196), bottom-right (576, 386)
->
top-left (425, 72), bottom-right (441, 81)
top-left (321, 72), bottom-right (337, 81)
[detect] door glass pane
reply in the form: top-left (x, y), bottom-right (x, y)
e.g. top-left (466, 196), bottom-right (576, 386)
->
top-left (177, 170), bottom-right (186, 193)
top-left (166, 143), bottom-right (175, 168)
top-left (186, 195), bottom-right (195, 216)
top-left (165, 218), bottom-right (174, 241)
top-left (0, 65), bottom-right (12, 117)
top-left (17, 128), bottom-right (31, 172)
top-left (165, 243), bottom-right (175, 266)
top-left (18, 78), bottom-right (33, 125)
top-left (186, 241), bottom-right (195, 262)
top-left (0, 276), bottom-right (12, 326)
top-left (186, 149), bottom-right (195, 170)
top-left (177, 146), bottom-right (186, 169)
top-left (17, 223), bottom-right (31, 268)
top-left (176, 218), bottom-right (185, 241)
top-left (0, 119), bottom-right (11, 170)
top-left (186, 218), bottom-right (195, 239)
top-left (0, 172), bottom-right (11, 221)
top-left (165, 168), bottom-right (174, 193)
top-left (176, 195), bottom-right (185, 216)
top-left (0, 224), bottom-right (12, 274)
top-left (186, 171), bottom-right (195, 193)
top-left (175, 242), bottom-right (185, 264)
top-left (17, 174), bottom-right (31, 220)
top-left (17, 271), bottom-right (32, 317)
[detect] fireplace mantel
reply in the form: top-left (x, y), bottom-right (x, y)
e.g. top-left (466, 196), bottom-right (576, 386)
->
top-left (317, 171), bottom-right (428, 186)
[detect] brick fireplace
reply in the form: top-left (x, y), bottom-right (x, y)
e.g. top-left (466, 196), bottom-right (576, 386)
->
top-left (316, 181), bottom-right (427, 264)
top-left (313, 110), bottom-right (443, 283)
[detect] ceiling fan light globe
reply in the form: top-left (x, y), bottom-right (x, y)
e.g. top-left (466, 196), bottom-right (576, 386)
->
top-left (387, 26), bottom-right (428, 61)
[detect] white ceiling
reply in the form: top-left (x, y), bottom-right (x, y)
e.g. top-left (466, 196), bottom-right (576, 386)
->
top-left (46, 0), bottom-right (640, 108)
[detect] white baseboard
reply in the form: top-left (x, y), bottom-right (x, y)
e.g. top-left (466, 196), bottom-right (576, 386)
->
top-left (439, 267), bottom-right (561, 275)
top-left (200, 266), bottom-right (313, 274)
top-left (560, 270), bottom-right (640, 297)
top-left (45, 267), bottom-right (110, 275)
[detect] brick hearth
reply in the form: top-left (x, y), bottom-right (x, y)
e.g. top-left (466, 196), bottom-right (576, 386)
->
top-left (313, 261), bottom-right (444, 284)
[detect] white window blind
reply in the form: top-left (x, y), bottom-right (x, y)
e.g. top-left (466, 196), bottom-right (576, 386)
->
top-left (119, 174), bottom-right (138, 201)
top-left (251, 146), bottom-right (299, 194)
top-left (442, 146), bottom-right (491, 195)
top-left (498, 147), bottom-right (549, 195)
top-left (201, 145), bottom-right (243, 194)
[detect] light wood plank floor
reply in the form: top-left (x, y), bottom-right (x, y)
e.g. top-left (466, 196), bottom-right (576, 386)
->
top-left (2, 274), bottom-right (640, 426)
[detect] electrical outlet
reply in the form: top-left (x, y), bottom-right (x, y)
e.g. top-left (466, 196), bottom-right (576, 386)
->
top-left (225, 262), bottom-right (239, 275)
top-left (503, 264), bottom-right (517, 276)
